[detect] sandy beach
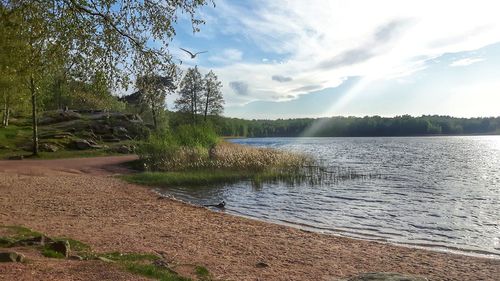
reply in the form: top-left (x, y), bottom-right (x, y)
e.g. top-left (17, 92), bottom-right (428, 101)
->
top-left (0, 156), bottom-right (498, 280)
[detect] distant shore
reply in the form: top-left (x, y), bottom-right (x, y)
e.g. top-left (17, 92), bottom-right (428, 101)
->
top-left (0, 156), bottom-right (498, 280)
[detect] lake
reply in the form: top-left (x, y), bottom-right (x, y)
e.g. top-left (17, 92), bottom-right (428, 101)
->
top-left (154, 136), bottom-right (500, 258)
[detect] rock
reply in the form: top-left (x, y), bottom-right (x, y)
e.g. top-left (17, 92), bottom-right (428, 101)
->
top-left (69, 255), bottom-right (83, 261)
top-left (39, 110), bottom-right (82, 125)
top-left (345, 272), bottom-right (428, 281)
top-left (40, 143), bottom-right (59, 152)
top-left (113, 126), bottom-right (128, 135)
top-left (49, 240), bottom-right (70, 257)
top-left (0, 144), bottom-right (9, 149)
top-left (73, 139), bottom-right (93, 150)
top-left (101, 135), bottom-right (121, 142)
top-left (97, 256), bottom-right (115, 263)
top-left (72, 139), bottom-right (103, 150)
top-left (0, 252), bottom-right (25, 263)
top-left (255, 261), bottom-right (269, 268)
top-left (113, 144), bottom-right (135, 154)
top-left (14, 235), bottom-right (53, 246)
top-left (91, 124), bottom-right (112, 135)
top-left (39, 132), bottom-right (74, 139)
top-left (80, 131), bottom-right (98, 141)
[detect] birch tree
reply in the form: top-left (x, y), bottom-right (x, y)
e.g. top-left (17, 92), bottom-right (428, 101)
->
top-left (1, 0), bottom-right (210, 155)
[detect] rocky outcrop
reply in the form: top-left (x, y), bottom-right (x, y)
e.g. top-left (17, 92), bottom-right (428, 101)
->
top-left (49, 240), bottom-right (70, 258)
top-left (0, 252), bottom-right (25, 263)
top-left (39, 110), bottom-right (82, 125)
top-left (40, 143), bottom-right (59, 152)
top-left (112, 144), bottom-right (136, 154)
top-left (72, 139), bottom-right (104, 150)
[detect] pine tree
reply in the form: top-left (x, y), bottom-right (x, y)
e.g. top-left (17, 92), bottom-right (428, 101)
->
top-left (175, 67), bottom-right (204, 123)
top-left (202, 70), bottom-right (224, 121)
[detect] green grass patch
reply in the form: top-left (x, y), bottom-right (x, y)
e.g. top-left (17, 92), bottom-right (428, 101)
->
top-left (195, 266), bottom-right (211, 280)
top-left (41, 248), bottom-right (65, 259)
top-left (121, 170), bottom-right (294, 187)
top-left (54, 237), bottom-right (91, 252)
top-left (125, 263), bottom-right (191, 281)
top-left (0, 125), bottom-right (31, 145)
top-left (0, 225), bottom-right (42, 240)
top-left (100, 252), bottom-right (159, 262)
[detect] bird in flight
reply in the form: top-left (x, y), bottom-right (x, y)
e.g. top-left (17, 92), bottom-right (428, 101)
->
top-left (180, 48), bottom-right (208, 59)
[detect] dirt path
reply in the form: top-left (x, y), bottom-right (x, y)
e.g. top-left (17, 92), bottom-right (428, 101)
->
top-left (0, 157), bottom-right (498, 280)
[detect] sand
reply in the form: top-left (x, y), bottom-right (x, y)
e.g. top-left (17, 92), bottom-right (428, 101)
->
top-left (0, 156), bottom-right (498, 280)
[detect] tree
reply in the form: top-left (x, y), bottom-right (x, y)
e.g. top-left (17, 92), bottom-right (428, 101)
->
top-left (175, 66), bottom-right (203, 123)
top-left (1, 0), bottom-right (210, 155)
top-left (136, 72), bottom-right (176, 130)
top-left (202, 70), bottom-right (224, 121)
top-left (0, 5), bottom-right (29, 127)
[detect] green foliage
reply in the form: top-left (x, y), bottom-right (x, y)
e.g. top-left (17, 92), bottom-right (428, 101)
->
top-left (201, 70), bottom-right (224, 120)
top-left (0, 225), bottom-right (42, 242)
top-left (137, 124), bottom-right (219, 171)
top-left (174, 124), bottom-right (219, 148)
top-left (41, 248), bottom-right (65, 259)
top-left (216, 115), bottom-right (500, 137)
top-left (122, 170), bottom-right (294, 186)
top-left (195, 266), bottom-right (211, 280)
top-left (175, 66), bottom-right (204, 122)
top-left (125, 263), bottom-right (190, 281)
top-left (100, 252), bottom-right (159, 262)
top-left (54, 238), bottom-right (90, 252)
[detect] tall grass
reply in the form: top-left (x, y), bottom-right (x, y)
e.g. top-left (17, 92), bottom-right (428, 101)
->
top-left (135, 125), bottom-right (377, 187)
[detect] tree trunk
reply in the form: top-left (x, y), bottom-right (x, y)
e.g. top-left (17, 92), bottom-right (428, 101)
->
top-left (2, 94), bottom-right (6, 127)
top-left (30, 74), bottom-right (39, 156)
top-left (151, 105), bottom-right (157, 130)
top-left (4, 107), bottom-right (9, 127)
top-left (204, 88), bottom-right (210, 122)
top-left (192, 90), bottom-right (197, 124)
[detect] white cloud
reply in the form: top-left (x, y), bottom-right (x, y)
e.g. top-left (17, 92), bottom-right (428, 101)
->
top-left (203, 0), bottom-right (500, 107)
top-left (208, 48), bottom-right (243, 64)
top-left (450, 57), bottom-right (485, 67)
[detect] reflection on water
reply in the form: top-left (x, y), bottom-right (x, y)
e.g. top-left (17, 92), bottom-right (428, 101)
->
top-left (155, 136), bottom-right (500, 258)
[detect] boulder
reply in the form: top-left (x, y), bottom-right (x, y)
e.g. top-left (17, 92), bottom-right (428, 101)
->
top-left (101, 135), bottom-right (121, 143)
top-left (113, 126), bottom-right (128, 135)
top-left (0, 252), bottom-right (25, 263)
top-left (113, 145), bottom-right (135, 154)
top-left (73, 139), bottom-right (93, 150)
top-left (49, 240), bottom-right (70, 258)
top-left (72, 139), bottom-right (102, 150)
top-left (91, 124), bottom-right (112, 135)
top-left (345, 272), bottom-right (428, 281)
top-left (40, 143), bottom-right (59, 152)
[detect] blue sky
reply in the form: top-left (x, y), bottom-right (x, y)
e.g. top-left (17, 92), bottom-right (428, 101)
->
top-left (168, 0), bottom-right (500, 119)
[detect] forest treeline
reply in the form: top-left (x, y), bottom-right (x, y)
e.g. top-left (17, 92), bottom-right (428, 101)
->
top-left (216, 115), bottom-right (500, 137)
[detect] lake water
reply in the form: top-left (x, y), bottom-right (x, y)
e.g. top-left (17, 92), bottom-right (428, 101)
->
top-left (154, 136), bottom-right (500, 258)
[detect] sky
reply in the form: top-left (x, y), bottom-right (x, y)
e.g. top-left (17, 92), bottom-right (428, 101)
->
top-left (169, 0), bottom-right (500, 119)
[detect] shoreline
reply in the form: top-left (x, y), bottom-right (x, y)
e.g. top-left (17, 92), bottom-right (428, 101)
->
top-left (1, 156), bottom-right (499, 280)
top-left (157, 191), bottom-right (500, 261)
